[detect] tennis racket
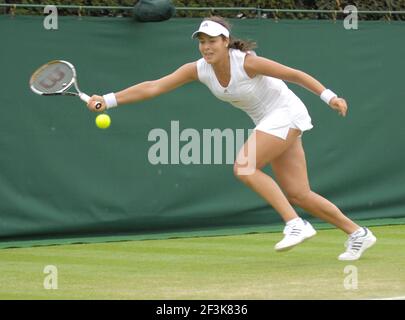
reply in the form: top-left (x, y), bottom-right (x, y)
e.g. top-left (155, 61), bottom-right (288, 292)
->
top-left (29, 60), bottom-right (101, 109)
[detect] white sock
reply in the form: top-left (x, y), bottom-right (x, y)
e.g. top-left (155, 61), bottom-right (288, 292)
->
top-left (350, 227), bottom-right (365, 237)
top-left (286, 217), bottom-right (302, 226)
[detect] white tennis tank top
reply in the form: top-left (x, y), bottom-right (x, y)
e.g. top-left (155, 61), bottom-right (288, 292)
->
top-left (196, 48), bottom-right (302, 125)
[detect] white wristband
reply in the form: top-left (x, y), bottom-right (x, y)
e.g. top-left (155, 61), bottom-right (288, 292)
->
top-left (320, 89), bottom-right (337, 105)
top-left (103, 93), bottom-right (118, 109)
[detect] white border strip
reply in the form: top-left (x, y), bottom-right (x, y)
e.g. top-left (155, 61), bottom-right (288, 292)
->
top-left (372, 295), bottom-right (405, 300)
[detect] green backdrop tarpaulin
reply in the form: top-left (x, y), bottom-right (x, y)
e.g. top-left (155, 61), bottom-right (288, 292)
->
top-left (0, 16), bottom-right (404, 244)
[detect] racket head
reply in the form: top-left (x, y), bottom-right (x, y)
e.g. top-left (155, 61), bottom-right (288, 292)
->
top-left (29, 60), bottom-right (78, 96)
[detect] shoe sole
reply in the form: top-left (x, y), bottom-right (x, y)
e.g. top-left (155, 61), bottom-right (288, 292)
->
top-left (275, 230), bottom-right (317, 252)
top-left (338, 235), bottom-right (377, 261)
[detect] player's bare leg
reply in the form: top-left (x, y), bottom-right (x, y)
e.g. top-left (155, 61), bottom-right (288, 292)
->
top-left (271, 136), bottom-right (377, 260)
top-left (234, 129), bottom-right (316, 251)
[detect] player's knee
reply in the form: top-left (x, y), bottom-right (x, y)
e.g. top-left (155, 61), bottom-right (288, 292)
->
top-left (233, 161), bottom-right (257, 182)
top-left (287, 190), bottom-right (312, 206)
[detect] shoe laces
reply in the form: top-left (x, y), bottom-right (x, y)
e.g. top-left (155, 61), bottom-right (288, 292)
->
top-left (283, 223), bottom-right (302, 237)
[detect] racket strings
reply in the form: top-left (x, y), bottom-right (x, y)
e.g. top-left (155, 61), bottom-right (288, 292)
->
top-left (30, 62), bottom-right (74, 94)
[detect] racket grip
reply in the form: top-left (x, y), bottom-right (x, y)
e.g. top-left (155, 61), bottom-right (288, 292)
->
top-left (79, 93), bottom-right (102, 109)
top-left (79, 92), bottom-right (91, 103)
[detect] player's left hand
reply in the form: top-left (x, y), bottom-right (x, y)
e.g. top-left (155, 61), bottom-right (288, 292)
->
top-left (329, 97), bottom-right (348, 117)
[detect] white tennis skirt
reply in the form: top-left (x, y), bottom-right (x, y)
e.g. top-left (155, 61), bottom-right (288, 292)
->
top-left (254, 94), bottom-right (313, 140)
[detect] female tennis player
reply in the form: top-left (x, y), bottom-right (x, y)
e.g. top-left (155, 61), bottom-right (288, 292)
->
top-left (87, 16), bottom-right (376, 261)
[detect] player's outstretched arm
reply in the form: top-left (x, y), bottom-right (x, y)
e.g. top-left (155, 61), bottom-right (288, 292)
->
top-left (87, 62), bottom-right (198, 112)
top-left (244, 54), bottom-right (347, 116)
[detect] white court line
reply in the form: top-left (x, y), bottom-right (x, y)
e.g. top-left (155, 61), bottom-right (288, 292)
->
top-left (371, 296), bottom-right (405, 300)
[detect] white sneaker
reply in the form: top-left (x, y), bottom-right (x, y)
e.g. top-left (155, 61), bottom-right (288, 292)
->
top-left (338, 227), bottom-right (377, 261)
top-left (275, 218), bottom-right (317, 252)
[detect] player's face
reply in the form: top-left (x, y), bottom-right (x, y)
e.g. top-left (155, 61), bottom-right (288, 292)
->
top-left (198, 34), bottom-right (229, 64)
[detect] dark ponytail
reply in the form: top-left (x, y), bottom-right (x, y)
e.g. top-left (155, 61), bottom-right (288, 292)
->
top-left (228, 37), bottom-right (257, 52)
top-left (203, 16), bottom-right (257, 52)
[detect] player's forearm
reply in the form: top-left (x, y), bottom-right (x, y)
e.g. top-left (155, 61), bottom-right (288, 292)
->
top-left (290, 70), bottom-right (326, 96)
top-left (115, 81), bottom-right (158, 105)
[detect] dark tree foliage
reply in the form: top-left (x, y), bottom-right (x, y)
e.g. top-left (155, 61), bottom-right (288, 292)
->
top-left (2, 0), bottom-right (405, 20)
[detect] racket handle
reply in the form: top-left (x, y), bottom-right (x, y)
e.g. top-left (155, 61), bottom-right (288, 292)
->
top-left (79, 92), bottom-right (90, 103)
top-left (79, 93), bottom-right (102, 110)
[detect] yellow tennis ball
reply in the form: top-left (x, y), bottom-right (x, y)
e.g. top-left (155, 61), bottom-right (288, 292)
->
top-left (95, 114), bottom-right (111, 129)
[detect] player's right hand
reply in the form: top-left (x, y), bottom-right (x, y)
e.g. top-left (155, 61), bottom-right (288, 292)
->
top-left (87, 95), bottom-right (106, 112)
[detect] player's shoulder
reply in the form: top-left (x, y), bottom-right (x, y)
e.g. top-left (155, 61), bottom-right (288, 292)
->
top-left (232, 49), bottom-right (259, 68)
top-left (177, 61), bottom-right (198, 81)
top-left (243, 52), bottom-right (264, 79)
top-left (178, 61), bottom-right (197, 69)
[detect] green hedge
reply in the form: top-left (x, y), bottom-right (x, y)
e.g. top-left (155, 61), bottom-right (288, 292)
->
top-left (2, 0), bottom-right (405, 20)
